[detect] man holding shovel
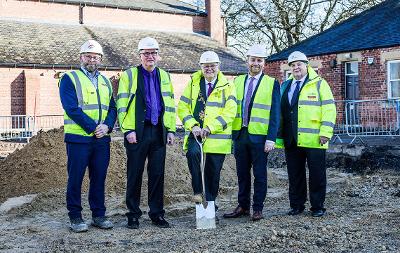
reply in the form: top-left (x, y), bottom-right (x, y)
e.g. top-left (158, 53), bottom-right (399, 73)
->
top-left (178, 51), bottom-right (237, 214)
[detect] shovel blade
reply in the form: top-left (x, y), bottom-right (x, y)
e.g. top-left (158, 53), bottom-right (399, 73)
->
top-left (195, 201), bottom-right (216, 229)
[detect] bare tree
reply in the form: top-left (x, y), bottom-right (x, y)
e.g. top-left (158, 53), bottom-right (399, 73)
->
top-left (221, 0), bottom-right (384, 57)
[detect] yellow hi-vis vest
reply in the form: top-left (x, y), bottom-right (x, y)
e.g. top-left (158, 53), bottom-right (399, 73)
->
top-left (276, 66), bottom-right (336, 149)
top-left (63, 70), bottom-right (112, 137)
top-left (116, 67), bottom-right (176, 133)
top-left (232, 74), bottom-right (276, 135)
top-left (177, 70), bottom-right (237, 154)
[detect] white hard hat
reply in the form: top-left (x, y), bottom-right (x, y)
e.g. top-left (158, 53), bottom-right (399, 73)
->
top-left (288, 51), bottom-right (308, 64)
top-left (199, 51), bottom-right (220, 64)
top-left (80, 40), bottom-right (103, 56)
top-left (246, 44), bottom-right (268, 58)
top-left (138, 37), bottom-right (159, 51)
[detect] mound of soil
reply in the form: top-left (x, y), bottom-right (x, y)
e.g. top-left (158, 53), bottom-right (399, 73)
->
top-left (0, 129), bottom-right (281, 203)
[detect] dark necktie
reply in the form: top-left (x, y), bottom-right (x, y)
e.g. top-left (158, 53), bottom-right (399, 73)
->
top-left (290, 80), bottom-right (301, 105)
top-left (243, 77), bottom-right (255, 126)
top-left (207, 82), bottom-right (213, 97)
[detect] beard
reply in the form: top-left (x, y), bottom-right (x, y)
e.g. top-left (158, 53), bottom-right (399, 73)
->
top-left (81, 63), bottom-right (98, 73)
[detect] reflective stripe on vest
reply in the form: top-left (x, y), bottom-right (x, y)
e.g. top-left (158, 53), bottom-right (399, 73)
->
top-left (63, 70), bottom-right (111, 136)
top-left (233, 74), bottom-right (275, 135)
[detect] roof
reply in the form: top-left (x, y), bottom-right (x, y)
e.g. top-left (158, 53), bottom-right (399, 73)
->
top-left (0, 20), bottom-right (246, 74)
top-left (38, 0), bottom-right (205, 15)
top-left (267, 0), bottom-right (400, 62)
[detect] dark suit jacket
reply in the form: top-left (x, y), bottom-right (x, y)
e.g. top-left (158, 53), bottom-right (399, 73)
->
top-left (280, 75), bottom-right (309, 148)
top-left (232, 74), bottom-right (281, 144)
top-left (124, 65), bottom-right (168, 145)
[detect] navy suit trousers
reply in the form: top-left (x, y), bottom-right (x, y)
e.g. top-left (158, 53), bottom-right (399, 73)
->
top-left (234, 128), bottom-right (269, 211)
top-left (66, 140), bottom-right (110, 219)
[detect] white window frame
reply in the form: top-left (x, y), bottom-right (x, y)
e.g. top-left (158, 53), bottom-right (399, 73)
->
top-left (345, 61), bottom-right (359, 99)
top-left (387, 60), bottom-right (400, 99)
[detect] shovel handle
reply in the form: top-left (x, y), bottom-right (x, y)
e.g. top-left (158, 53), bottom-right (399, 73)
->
top-left (194, 136), bottom-right (207, 207)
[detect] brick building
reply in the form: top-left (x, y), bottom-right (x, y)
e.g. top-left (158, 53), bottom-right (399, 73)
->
top-left (0, 0), bottom-right (246, 121)
top-left (265, 0), bottom-right (400, 102)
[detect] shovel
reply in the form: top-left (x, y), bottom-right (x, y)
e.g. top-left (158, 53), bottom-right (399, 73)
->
top-left (194, 137), bottom-right (216, 229)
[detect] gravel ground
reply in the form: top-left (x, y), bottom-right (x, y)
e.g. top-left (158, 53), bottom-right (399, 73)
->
top-left (0, 167), bottom-right (399, 253)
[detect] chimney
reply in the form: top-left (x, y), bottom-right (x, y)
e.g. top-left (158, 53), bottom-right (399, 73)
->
top-left (205, 0), bottom-right (225, 45)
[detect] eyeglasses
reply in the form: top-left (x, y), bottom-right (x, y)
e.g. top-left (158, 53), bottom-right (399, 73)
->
top-left (83, 55), bottom-right (102, 61)
top-left (140, 51), bottom-right (158, 57)
top-left (201, 64), bottom-right (218, 69)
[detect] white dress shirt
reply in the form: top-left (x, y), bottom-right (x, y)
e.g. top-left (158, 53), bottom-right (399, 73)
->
top-left (243, 71), bottom-right (262, 106)
top-left (288, 75), bottom-right (307, 103)
top-left (204, 77), bottom-right (218, 94)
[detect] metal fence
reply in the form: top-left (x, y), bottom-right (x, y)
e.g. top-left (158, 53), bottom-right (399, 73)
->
top-left (332, 99), bottom-right (400, 144)
top-left (1, 99), bottom-right (399, 143)
top-left (0, 115), bottom-right (64, 141)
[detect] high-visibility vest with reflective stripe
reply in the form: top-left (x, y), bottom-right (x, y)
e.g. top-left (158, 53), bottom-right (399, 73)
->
top-left (278, 66), bottom-right (336, 149)
top-left (177, 70), bottom-right (237, 154)
top-left (63, 70), bottom-right (112, 137)
top-left (116, 67), bottom-right (176, 133)
top-left (232, 74), bottom-right (275, 135)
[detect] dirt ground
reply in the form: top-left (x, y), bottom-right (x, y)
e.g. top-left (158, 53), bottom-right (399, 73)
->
top-left (0, 130), bottom-right (399, 252)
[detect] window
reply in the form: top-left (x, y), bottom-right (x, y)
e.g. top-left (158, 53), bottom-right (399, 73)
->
top-left (388, 60), bottom-right (400, 98)
top-left (284, 70), bottom-right (291, 80)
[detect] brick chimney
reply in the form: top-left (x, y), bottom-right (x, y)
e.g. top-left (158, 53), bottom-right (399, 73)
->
top-left (205, 0), bottom-right (225, 45)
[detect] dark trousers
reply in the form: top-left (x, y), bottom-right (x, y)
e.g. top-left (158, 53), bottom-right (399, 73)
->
top-left (186, 135), bottom-right (225, 201)
top-left (234, 128), bottom-right (269, 211)
top-left (285, 146), bottom-right (327, 211)
top-left (125, 123), bottom-right (166, 220)
top-left (66, 141), bottom-right (110, 219)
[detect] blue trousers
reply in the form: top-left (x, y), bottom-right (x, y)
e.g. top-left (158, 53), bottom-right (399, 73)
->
top-left (66, 141), bottom-right (110, 219)
top-left (234, 128), bottom-right (269, 212)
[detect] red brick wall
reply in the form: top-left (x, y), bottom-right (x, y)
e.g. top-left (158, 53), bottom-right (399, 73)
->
top-left (265, 47), bottom-right (400, 127)
top-left (0, 0), bottom-right (208, 34)
top-left (0, 67), bottom-right (236, 120)
top-left (0, 69), bottom-right (26, 116)
top-left (10, 71), bottom-right (26, 115)
top-left (265, 47), bottom-right (400, 101)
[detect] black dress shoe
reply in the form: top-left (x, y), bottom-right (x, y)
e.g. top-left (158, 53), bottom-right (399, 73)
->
top-left (311, 209), bottom-right (326, 217)
top-left (127, 217), bottom-right (139, 229)
top-left (151, 217), bottom-right (170, 228)
top-left (287, 208), bottom-right (304, 216)
top-left (223, 206), bottom-right (250, 218)
top-left (251, 211), bottom-right (264, 221)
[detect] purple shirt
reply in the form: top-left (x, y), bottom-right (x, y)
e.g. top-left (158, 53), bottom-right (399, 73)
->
top-left (141, 65), bottom-right (162, 125)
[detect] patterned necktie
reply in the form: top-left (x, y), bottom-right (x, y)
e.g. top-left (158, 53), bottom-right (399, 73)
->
top-left (290, 80), bottom-right (301, 105)
top-left (149, 73), bottom-right (158, 125)
top-left (207, 82), bottom-right (213, 97)
top-left (243, 77), bottom-right (255, 126)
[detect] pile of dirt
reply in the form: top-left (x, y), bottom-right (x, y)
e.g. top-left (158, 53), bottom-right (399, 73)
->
top-left (0, 129), bottom-right (281, 204)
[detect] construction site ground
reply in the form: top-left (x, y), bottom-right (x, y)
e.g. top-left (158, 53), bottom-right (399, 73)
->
top-left (0, 129), bottom-right (399, 252)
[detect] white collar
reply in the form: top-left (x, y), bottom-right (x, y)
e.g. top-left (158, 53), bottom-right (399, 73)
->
top-left (205, 76), bottom-right (218, 86)
top-left (248, 71), bottom-right (262, 81)
top-left (292, 75), bottom-right (307, 85)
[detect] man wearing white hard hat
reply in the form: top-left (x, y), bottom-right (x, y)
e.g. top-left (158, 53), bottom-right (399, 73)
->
top-left (178, 51), bottom-right (237, 206)
top-left (59, 40), bottom-right (117, 232)
top-left (223, 44), bottom-right (280, 221)
top-left (117, 37), bottom-right (176, 229)
top-left (277, 51), bottom-right (336, 217)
